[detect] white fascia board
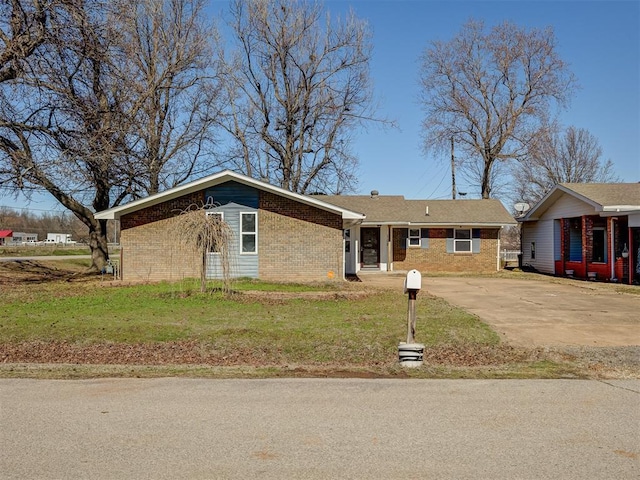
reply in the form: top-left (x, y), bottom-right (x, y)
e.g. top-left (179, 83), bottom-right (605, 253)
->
top-left (418, 222), bottom-right (517, 227)
top-left (362, 222), bottom-right (516, 227)
top-left (94, 170), bottom-right (365, 221)
top-left (360, 221), bottom-right (409, 226)
top-left (601, 206), bottom-right (640, 213)
top-left (599, 209), bottom-right (640, 217)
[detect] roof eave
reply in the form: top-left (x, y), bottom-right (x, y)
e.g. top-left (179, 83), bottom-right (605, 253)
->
top-left (94, 170), bottom-right (364, 221)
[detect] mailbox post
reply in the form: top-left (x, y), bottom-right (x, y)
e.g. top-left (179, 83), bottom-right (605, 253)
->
top-left (404, 269), bottom-right (421, 343)
top-left (399, 269), bottom-right (425, 367)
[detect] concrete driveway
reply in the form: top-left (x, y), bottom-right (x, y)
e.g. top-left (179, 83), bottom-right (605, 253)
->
top-left (360, 274), bottom-right (640, 347)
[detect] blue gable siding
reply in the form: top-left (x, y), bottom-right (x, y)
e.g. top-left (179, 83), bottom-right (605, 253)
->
top-left (204, 181), bottom-right (259, 208)
top-left (205, 202), bottom-right (259, 279)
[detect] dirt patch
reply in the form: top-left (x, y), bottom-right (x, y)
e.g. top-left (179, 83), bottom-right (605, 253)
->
top-left (0, 340), bottom-right (541, 368)
top-left (0, 259), bottom-right (95, 285)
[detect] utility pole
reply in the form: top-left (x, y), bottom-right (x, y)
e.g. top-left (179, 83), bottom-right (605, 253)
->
top-left (451, 136), bottom-right (456, 200)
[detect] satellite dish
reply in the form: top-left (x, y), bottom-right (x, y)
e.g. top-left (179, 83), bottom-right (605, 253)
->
top-left (514, 202), bottom-right (530, 215)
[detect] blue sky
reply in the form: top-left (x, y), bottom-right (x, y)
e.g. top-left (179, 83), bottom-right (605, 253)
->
top-left (327, 0), bottom-right (640, 200)
top-left (1, 0), bottom-right (638, 214)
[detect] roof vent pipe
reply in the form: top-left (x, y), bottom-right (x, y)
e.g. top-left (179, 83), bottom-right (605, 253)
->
top-left (371, 190), bottom-right (379, 198)
top-left (425, 205), bottom-right (429, 216)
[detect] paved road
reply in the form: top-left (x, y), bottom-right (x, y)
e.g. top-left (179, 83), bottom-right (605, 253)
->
top-left (2, 378), bottom-right (639, 479)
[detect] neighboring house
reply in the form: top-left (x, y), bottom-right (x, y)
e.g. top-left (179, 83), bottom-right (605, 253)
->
top-left (94, 170), bottom-right (516, 282)
top-left (0, 230), bottom-right (12, 246)
top-left (321, 192), bottom-right (516, 275)
top-left (519, 183), bottom-right (640, 284)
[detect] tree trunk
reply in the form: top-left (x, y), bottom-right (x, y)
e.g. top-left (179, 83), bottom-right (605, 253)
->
top-left (481, 157), bottom-right (494, 199)
top-left (87, 218), bottom-right (109, 272)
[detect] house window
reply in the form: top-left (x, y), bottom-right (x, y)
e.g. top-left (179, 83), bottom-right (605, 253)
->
top-left (206, 212), bottom-right (224, 253)
top-left (344, 229), bottom-right (351, 253)
top-left (408, 228), bottom-right (420, 246)
top-left (240, 212), bottom-right (257, 254)
top-left (531, 241), bottom-right (536, 260)
top-left (454, 229), bottom-right (472, 252)
top-left (592, 228), bottom-right (606, 263)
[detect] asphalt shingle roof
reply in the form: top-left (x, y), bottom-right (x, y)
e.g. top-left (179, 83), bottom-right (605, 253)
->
top-left (320, 195), bottom-right (516, 226)
top-left (560, 183), bottom-right (640, 207)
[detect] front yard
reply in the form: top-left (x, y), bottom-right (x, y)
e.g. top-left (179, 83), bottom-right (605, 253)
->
top-left (0, 260), bottom-right (636, 379)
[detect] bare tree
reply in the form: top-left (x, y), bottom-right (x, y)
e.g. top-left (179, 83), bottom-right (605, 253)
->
top-left (114, 0), bottom-right (222, 196)
top-left (513, 124), bottom-right (619, 205)
top-left (0, 0), bottom-right (134, 269)
top-left (218, 0), bottom-right (387, 194)
top-left (0, 0), bottom-right (48, 83)
top-left (419, 20), bottom-right (577, 198)
top-left (0, 0), bottom-right (220, 270)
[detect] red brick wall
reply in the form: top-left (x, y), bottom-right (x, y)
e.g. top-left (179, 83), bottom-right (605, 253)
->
top-left (259, 191), bottom-right (344, 281)
top-left (120, 192), bottom-right (203, 230)
top-left (392, 228), bottom-right (500, 273)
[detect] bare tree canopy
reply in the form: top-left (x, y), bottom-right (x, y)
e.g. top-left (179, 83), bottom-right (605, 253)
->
top-left (513, 124), bottom-right (619, 205)
top-left (419, 19), bottom-right (577, 198)
top-left (115, 0), bottom-right (222, 196)
top-left (0, 0), bottom-right (219, 270)
top-left (218, 0), bottom-right (387, 194)
top-left (0, 0), bottom-right (48, 82)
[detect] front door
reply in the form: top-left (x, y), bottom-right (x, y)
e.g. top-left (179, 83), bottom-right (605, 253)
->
top-left (361, 228), bottom-right (380, 267)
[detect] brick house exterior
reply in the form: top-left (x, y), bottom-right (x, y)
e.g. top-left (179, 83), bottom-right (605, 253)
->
top-left (95, 171), bottom-right (363, 282)
top-left (258, 191), bottom-right (344, 281)
top-left (95, 170), bottom-right (517, 282)
top-left (391, 228), bottom-right (501, 274)
top-left (321, 194), bottom-right (516, 275)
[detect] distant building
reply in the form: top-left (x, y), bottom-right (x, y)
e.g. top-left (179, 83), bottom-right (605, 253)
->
top-left (0, 230), bottom-right (12, 246)
top-left (46, 233), bottom-right (73, 244)
top-left (10, 232), bottom-right (38, 245)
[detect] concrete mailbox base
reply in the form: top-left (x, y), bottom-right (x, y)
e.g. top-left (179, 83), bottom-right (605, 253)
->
top-left (398, 342), bottom-right (425, 368)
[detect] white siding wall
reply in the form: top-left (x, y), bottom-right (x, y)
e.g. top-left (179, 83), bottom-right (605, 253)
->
top-left (523, 193), bottom-right (599, 274)
top-left (522, 220), bottom-right (555, 273)
top-left (542, 195), bottom-right (595, 219)
top-left (379, 227), bottom-right (389, 271)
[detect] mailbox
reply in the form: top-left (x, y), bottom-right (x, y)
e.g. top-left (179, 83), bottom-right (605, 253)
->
top-left (404, 269), bottom-right (422, 293)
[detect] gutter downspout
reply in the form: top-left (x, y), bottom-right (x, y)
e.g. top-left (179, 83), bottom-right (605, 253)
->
top-left (610, 217), bottom-right (617, 281)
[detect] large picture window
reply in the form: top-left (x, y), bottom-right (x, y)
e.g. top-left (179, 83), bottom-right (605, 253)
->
top-left (454, 229), bottom-right (472, 252)
top-left (240, 212), bottom-right (257, 254)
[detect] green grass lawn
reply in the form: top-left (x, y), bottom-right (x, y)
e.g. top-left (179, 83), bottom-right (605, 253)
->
top-left (0, 280), bottom-right (497, 362)
top-left (0, 277), bottom-right (590, 379)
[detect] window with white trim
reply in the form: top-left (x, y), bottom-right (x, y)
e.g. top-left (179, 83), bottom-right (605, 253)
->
top-left (454, 228), bottom-right (472, 252)
top-left (408, 228), bottom-right (420, 246)
top-left (240, 212), bottom-right (257, 254)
